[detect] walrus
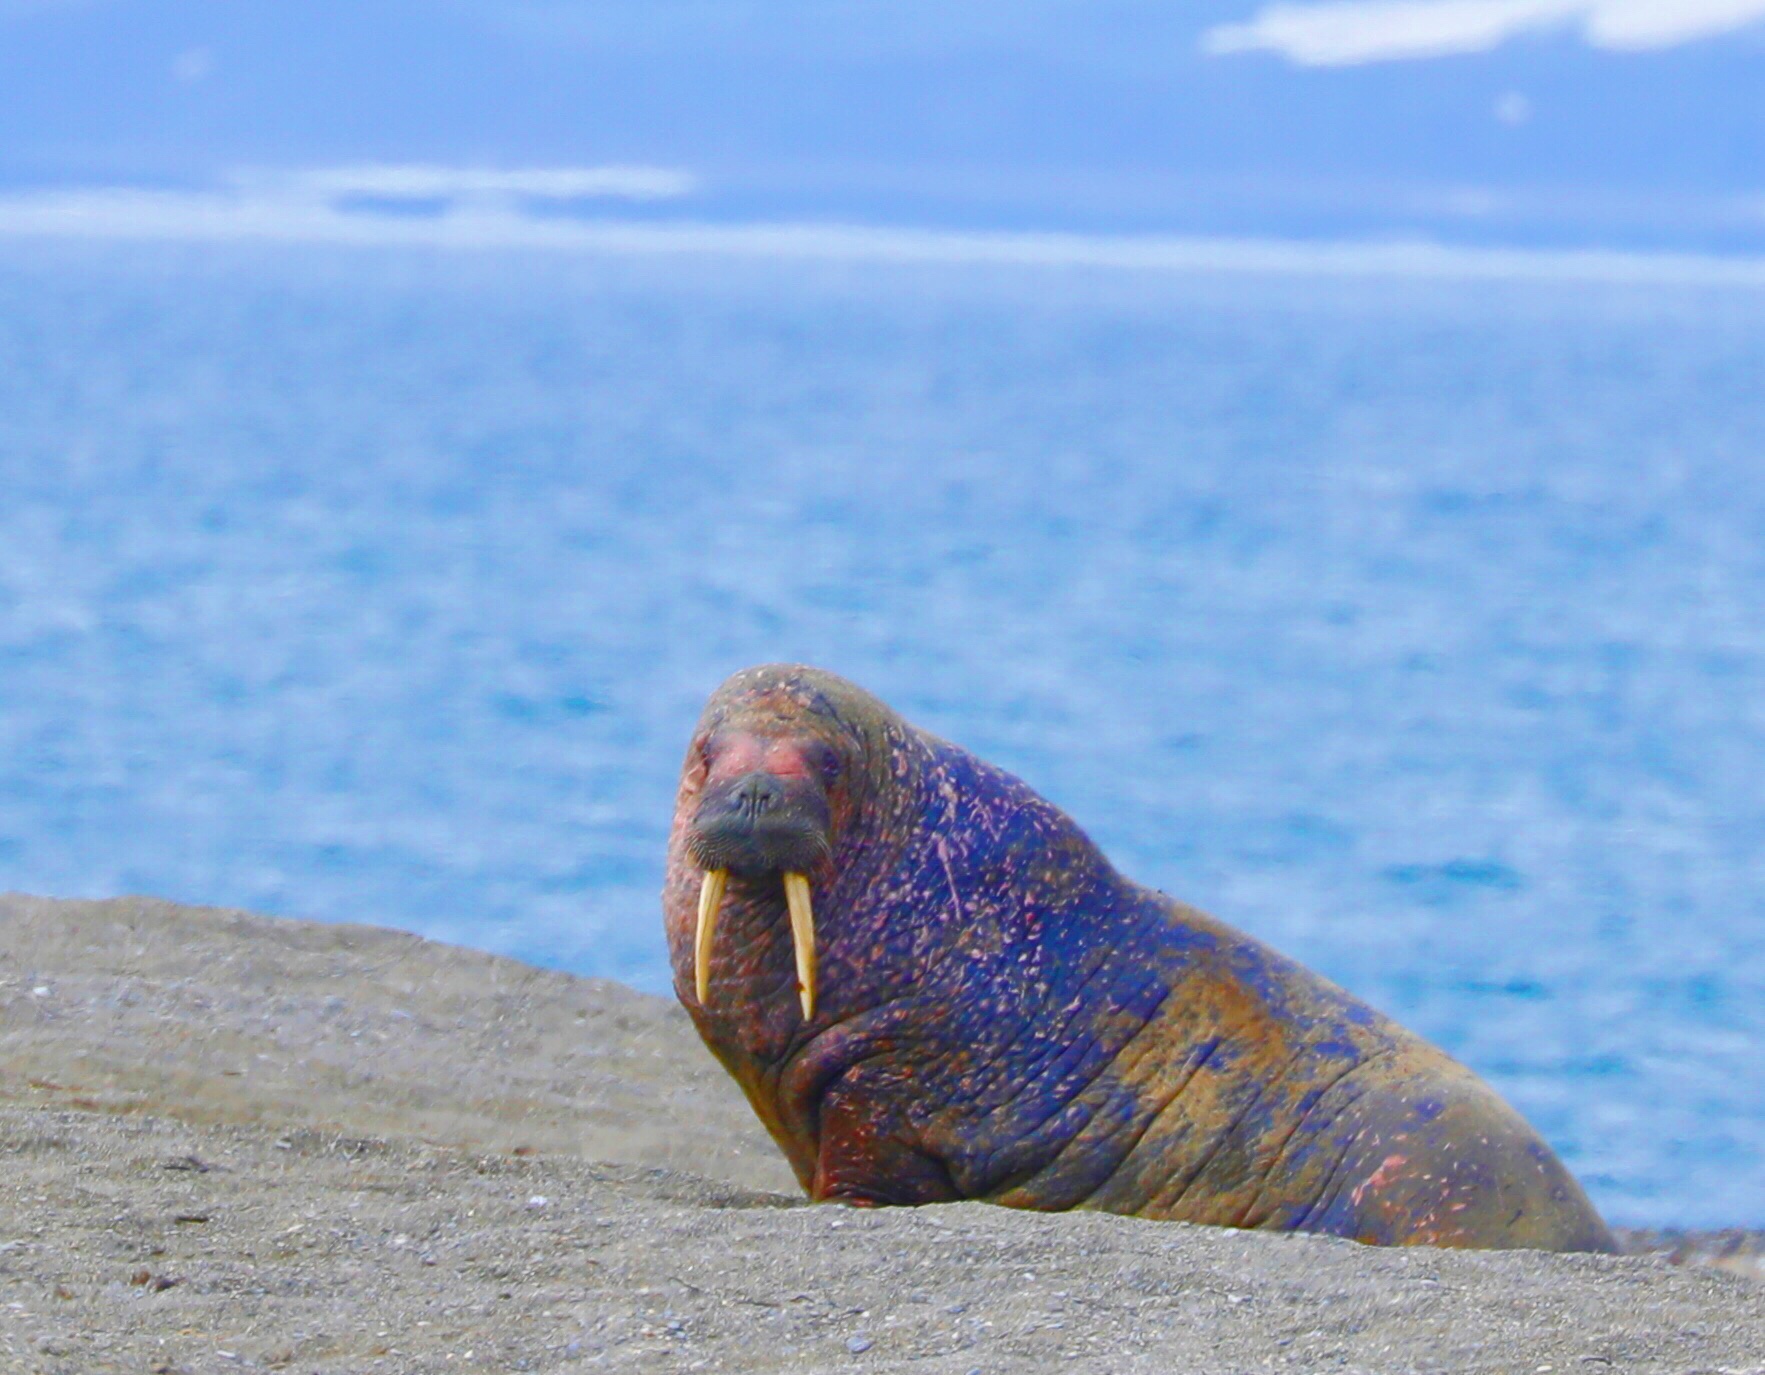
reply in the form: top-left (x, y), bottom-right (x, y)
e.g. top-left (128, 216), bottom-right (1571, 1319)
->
top-left (662, 664), bottom-right (1616, 1252)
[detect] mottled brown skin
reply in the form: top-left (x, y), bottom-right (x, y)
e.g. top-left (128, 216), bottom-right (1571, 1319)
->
top-left (663, 665), bottom-right (1617, 1252)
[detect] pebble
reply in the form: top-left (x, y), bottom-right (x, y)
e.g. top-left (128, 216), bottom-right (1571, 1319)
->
top-left (846, 1335), bottom-right (873, 1354)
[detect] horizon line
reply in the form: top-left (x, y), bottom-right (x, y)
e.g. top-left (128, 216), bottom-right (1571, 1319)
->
top-left (3, 186), bottom-right (1765, 288)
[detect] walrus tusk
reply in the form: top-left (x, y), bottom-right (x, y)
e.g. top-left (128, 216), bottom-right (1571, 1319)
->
top-left (695, 868), bottom-right (728, 1004)
top-left (783, 871), bottom-right (816, 1019)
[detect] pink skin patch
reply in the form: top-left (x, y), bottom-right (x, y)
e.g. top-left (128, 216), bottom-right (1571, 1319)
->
top-left (1351, 1154), bottom-right (1410, 1209)
top-left (707, 732), bottom-right (818, 785)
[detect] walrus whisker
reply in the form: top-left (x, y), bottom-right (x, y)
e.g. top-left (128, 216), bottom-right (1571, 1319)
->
top-left (783, 871), bottom-right (816, 1020)
top-left (694, 867), bottom-right (728, 1004)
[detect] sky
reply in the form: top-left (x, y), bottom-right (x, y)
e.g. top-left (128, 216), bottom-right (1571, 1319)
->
top-left (2, 0), bottom-right (1764, 251)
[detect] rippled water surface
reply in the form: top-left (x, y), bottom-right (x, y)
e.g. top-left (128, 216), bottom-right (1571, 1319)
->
top-left (2, 243), bottom-right (1761, 1225)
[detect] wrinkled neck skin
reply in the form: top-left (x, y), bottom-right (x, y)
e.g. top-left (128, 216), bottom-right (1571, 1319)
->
top-left (664, 692), bottom-right (1193, 1203)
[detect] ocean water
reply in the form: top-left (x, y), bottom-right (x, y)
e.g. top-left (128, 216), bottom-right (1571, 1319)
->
top-left (1, 242), bottom-right (1761, 1226)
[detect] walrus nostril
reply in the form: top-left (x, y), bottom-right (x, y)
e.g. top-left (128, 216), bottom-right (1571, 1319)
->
top-left (735, 772), bottom-right (785, 817)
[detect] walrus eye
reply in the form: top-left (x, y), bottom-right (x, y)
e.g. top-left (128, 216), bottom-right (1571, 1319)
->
top-left (808, 741), bottom-right (842, 782)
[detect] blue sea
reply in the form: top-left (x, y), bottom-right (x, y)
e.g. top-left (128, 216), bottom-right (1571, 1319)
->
top-left (1, 241), bottom-right (1761, 1227)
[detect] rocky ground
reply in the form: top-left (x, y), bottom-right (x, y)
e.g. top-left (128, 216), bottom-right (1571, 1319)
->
top-left (0, 894), bottom-right (1759, 1374)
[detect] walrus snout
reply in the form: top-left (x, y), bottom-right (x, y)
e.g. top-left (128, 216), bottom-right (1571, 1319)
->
top-left (686, 770), bottom-right (832, 877)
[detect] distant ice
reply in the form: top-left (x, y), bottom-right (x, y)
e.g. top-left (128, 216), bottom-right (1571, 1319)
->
top-left (3, 180), bottom-right (1765, 288)
top-left (243, 163), bottom-right (699, 203)
top-left (1204, 0), bottom-right (1765, 66)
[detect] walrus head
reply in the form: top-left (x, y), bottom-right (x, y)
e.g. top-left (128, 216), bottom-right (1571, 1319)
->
top-left (669, 664), bottom-right (900, 1022)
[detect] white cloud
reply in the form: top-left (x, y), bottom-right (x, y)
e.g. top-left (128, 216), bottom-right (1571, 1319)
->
top-left (5, 182), bottom-right (1765, 289)
top-left (171, 47), bottom-right (214, 84)
top-left (238, 164), bottom-right (697, 203)
top-left (1493, 89), bottom-right (1532, 123)
top-left (1203, 0), bottom-right (1765, 65)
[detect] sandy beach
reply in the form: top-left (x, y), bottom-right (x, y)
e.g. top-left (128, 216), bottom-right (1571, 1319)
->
top-left (0, 893), bottom-right (1759, 1374)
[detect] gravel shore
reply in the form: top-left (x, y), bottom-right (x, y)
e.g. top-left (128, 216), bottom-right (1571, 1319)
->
top-left (0, 894), bottom-right (1759, 1374)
